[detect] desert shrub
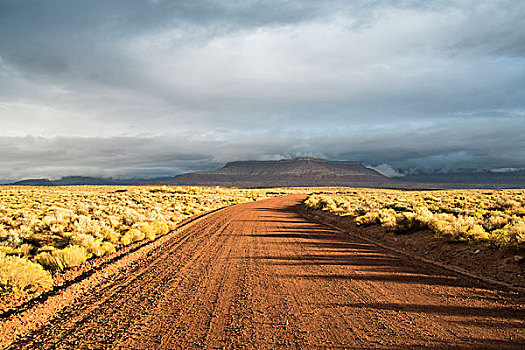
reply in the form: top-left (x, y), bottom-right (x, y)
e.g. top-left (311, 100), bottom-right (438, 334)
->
top-left (1, 229), bottom-right (24, 247)
top-left (120, 228), bottom-right (145, 245)
top-left (0, 225), bottom-right (8, 239)
top-left (413, 207), bottom-right (435, 225)
top-left (100, 225), bottom-right (119, 243)
top-left (421, 214), bottom-right (487, 242)
top-left (101, 241), bottom-right (116, 255)
top-left (120, 230), bottom-right (134, 246)
top-left (355, 211), bottom-right (380, 226)
top-left (304, 196), bottom-right (338, 211)
top-left (318, 197), bottom-right (338, 211)
top-left (49, 223), bottom-right (65, 234)
top-left (386, 202), bottom-right (412, 212)
top-left (183, 207), bottom-right (199, 216)
top-left (145, 229), bottom-right (156, 240)
top-left (392, 212), bottom-right (426, 233)
top-left (492, 219), bottom-right (525, 247)
top-left (73, 216), bottom-right (104, 238)
top-left (130, 228), bottom-right (145, 242)
top-left (121, 209), bottom-right (143, 226)
top-left (484, 213), bottom-right (509, 231)
top-left (467, 224), bottom-right (491, 242)
top-left (505, 219), bottom-right (525, 236)
top-left (69, 233), bottom-right (106, 257)
top-left (40, 215), bottom-right (57, 230)
top-left (0, 253), bottom-right (53, 292)
top-left (488, 231), bottom-right (512, 247)
top-left (0, 246), bottom-right (19, 255)
top-left (304, 196), bottom-right (320, 209)
top-left (428, 216), bottom-right (454, 237)
top-left (19, 243), bottom-right (33, 257)
top-left (106, 215), bottom-right (122, 230)
top-left (0, 185), bottom-right (287, 298)
top-left (153, 221), bottom-right (169, 235)
top-left (167, 220), bottom-right (179, 231)
top-left (36, 245), bottom-right (89, 271)
top-left (133, 222), bottom-right (155, 240)
top-left (36, 251), bottom-right (61, 271)
top-left (497, 197), bottom-right (521, 210)
top-left (378, 209), bottom-right (397, 231)
top-left (37, 245), bottom-right (56, 253)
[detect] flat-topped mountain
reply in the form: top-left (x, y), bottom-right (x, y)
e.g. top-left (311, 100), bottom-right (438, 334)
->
top-left (169, 157), bottom-right (391, 187)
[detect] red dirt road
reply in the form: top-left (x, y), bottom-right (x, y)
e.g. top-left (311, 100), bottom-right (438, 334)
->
top-left (8, 195), bottom-right (525, 349)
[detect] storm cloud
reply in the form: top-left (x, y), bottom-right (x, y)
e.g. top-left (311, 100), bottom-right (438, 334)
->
top-left (1, 0), bottom-right (524, 180)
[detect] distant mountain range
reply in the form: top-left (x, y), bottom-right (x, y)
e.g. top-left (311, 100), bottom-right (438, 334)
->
top-left (395, 168), bottom-right (525, 185)
top-left (3, 176), bottom-right (170, 186)
top-left (3, 159), bottom-right (525, 188)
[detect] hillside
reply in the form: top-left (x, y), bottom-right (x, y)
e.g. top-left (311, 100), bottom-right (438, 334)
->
top-left (169, 157), bottom-right (391, 187)
top-left (5, 176), bottom-right (142, 186)
top-left (396, 168), bottom-right (525, 185)
top-left (3, 176), bottom-right (177, 186)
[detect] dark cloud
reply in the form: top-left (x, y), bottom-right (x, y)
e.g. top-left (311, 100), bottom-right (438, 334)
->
top-left (0, 0), bottom-right (524, 180)
top-left (1, 115), bottom-right (523, 180)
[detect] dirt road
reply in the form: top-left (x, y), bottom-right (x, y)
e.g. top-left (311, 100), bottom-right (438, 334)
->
top-left (9, 195), bottom-right (525, 349)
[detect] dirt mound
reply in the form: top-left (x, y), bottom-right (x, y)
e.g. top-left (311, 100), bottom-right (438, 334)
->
top-left (169, 157), bottom-right (391, 186)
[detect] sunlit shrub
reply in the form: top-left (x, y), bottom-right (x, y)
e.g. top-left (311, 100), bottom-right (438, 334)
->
top-left (101, 241), bottom-right (116, 255)
top-left (386, 202), bottom-right (412, 212)
top-left (0, 253), bottom-right (53, 292)
top-left (493, 220), bottom-right (525, 247)
top-left (355, 211), bottom-right (380, 226)
top-left (183, 208), bottom-right (199, 216)
top-left (393, 212), bottom-right (426, 233)
top-left (120, 228), bottom-right (145, 245)
top-left (0, 246), bottom-right (19, 255)
top-left (69, 233), bottom-right (105, 257)
top-left (2, 229), bottom-right (24, 247)
top-left (0, 225), bottom-right (8, 239)
top-left (119, 231), bottom-right (133, 246)
top-left (36, 245), bottom-right (89, 271)
top-left (37, 245), bottom-right (56, 253)
top-left (20, 243), bottom-right (33, 257)
top-left (153, 221), bottom-right (169, 235)
top-left (378, 209), bottom-right (397, 231)
top-left (484, 213), bottom-right (509, 231)
top-left (121, 209), bottom-right (143, 226)
top-left (106, 215), bottom-right (122, 231)
top-left (133, 222), bottom-right (155, 240)
top-left (100, 225), bottom-right (120, 243)
top-left (304, 196), bottom-right (338, 211)
top-left (497, 197), bottom-right (521, 210)
top-left (130, 228), bottom-right (145, 242)
top-left (467, 224), bottom-right (490, 242)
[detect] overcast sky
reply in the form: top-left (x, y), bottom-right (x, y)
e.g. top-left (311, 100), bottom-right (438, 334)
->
top-left (1, 0), bottom-right (524, 180)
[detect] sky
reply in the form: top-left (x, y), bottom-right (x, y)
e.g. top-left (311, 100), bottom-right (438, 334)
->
top-left (1, 0), bottom-right (524, 180)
